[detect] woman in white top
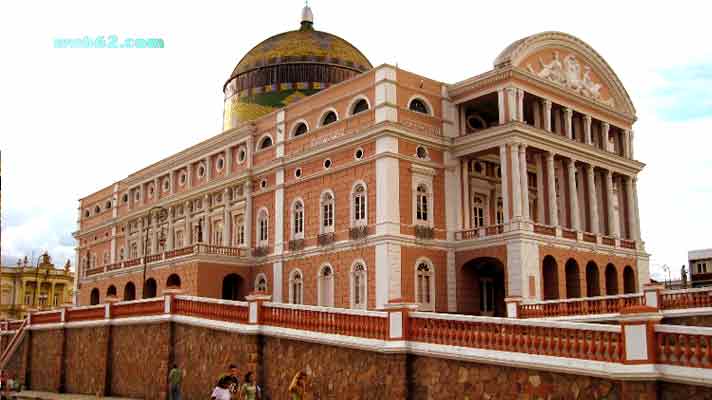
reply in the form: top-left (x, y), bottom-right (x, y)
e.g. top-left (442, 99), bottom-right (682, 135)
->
top-left (211, 376), bottom-right (232, 400)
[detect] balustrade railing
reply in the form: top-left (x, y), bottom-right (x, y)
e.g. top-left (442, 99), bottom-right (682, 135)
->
top-left (194, 244), bottom-right (246, 257)
top-left (656, 325), bottom-right (712, 368)
top-left (519, 293), bottom-right (644, 318)
top-left (262, 303), bottom-right (388, 340)
top-left (661, 288), bottom-right (712, 310)
top-left (165, 246), bottom-right (195, 260)
top-left (174, 296), bottom-right (248, 323)
top-left (533, 224), bottom-right (556, 236)
top-left (409, 312), bottom-right (622, 362)
top-left (111, 298), bottom-right (165, 319)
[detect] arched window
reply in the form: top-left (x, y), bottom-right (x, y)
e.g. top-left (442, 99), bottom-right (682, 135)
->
top-left (166, 274), bottom-right (181, 289)
top-left (351, 262), bottom-right (367, 309)
top-left (352, 183), bottom-right (367, 226)
top-left (257, 209), bottom-right (269, 245)
top-left (565, 259), bottom-right (581, 299)
top-left (542, 256), bottom-right (559, 300)
top-left (415, 261), bottom-right (435, 311)
top-left (123, 282), bottom-right (136, 301)
top-left (292, 200), bottom-right (304, 239)
top-left (106, 285), bottom-right (117, 298)
top-left (416, 184), bottom-right (429, 223)
top-left (409, 98), bottom-right (430, 114)
top-left (255, 274), bottom-right (268, 292)
top-left (293, 122), bottom-right (308, 137)
top-left (321, 191), bottom-right (335, 233)
top-left (623, 266), bottom-right (636, 294)
top-left (144, 278), bottom-right (157, 298)
top-left (472, 195), bottom-right (485, 228)
top-left (318, 264), bottom-right (334, 307)
top-left (258, 135), bottom-right (273, 150)
top-left (351, 98), bottom-right (370, 115)
top-left (605, 264), bottom-right (619, 295)
top-left (320, 110), bottom-right (338, 126)
top-left (289, 270), bottom-right (303, 305)
top-left (90, 288), bottom-right (100, 305)
top-left (234, 215), bottom-right (245, 246)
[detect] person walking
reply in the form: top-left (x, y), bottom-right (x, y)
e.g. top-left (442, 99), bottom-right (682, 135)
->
top-left (211, 376), bottom-right (232, 400)
top-left (239, 372), bottom-right (259, 400)
top-left (168, 364), bottom-right (182, 400)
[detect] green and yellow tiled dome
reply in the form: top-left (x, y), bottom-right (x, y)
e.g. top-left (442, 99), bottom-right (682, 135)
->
top-left (223, 6), bottom-right (373, 130)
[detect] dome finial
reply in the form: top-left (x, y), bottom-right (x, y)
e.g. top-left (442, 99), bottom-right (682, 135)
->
top-left (301, 2), bottom-right (314, 30)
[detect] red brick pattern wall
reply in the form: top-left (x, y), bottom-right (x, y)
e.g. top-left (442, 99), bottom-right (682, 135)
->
top-left (29, 330), bottom-right (63, 392)
top-left (172, 324), bottom-right (259, 399)
top-left (64, 327), bottom-right (109, 395)
top-left (110, 323), bottom-right (170, 400)
top-left (261, 336), bottom-right (407, 400)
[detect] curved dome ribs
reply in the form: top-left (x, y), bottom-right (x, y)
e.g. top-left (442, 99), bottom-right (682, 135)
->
top-left (222, 5), bottom-right (373, 127)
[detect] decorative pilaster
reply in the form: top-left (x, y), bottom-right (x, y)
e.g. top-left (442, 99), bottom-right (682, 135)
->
top-left (185, 201), bottom-right (192, 245)
top-left (546, 152), bottom-right (558, 226)
top-left (167, 207), bottom-right (175, 250)
top-left (605, 170), bottom-right (619, 237)
top-left (586, 165), bottom-right (599, 235)
top-left (499, 145), bottom-right (511, 225)
top-left (461, 160), bottom-right (471, 230)
top-left (497, 88), bottom-right (506, 125)
top-left (516, 88), bottom-right (525, 122)
top-left (535, 154), bottom-right (545, 223)
top-left (225, 147), bottom-right (232, 177)
top-left (506, 87), bottom-right (518, 122)
top-left (601, 122), bottom-right (611, 152)
top-left (625, 176), bottom-right (638, 241)
top-left (244, 182), bottom-right (253, 255)
top-left (633, 177), bottom-right (642, 242)
top-left (223, 188), bottom-right (231, 246)
top-left (510, 143), bottom-right (522, 220)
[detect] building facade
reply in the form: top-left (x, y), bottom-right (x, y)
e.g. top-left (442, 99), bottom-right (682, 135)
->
top-left (0, 253), bottom-right (74, 320)
top-left (74, 7), bottom-right (648, 315)
top-left (688, 249), bottom-right (712, 287)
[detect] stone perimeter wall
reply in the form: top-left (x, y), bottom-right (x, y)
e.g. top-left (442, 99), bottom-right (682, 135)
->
top-left (3, 322), bottom-right (712, 400)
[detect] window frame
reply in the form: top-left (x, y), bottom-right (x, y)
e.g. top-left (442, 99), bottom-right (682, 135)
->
top-left (320, 190), bottom-right (335, 234)
top-left (351, 181), bottom-right (368, 227)
top-left (414, 258), bottom-right (435, 311)
top-left (291, 199), bottom-right (305, 240)
top-left (350, 260), bottom-right (368, 310)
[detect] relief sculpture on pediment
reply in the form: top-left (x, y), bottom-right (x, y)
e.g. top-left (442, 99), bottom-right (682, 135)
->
top-left (527, 51), bottom-right (615, 108)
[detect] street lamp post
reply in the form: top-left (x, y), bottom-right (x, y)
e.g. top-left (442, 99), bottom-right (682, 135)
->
top-left (141, 206), bottom-right (168, 299)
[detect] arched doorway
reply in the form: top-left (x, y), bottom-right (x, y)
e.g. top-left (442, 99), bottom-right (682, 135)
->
top-left (144, 278), bottom-right (157, 298)
top-left (565, 259), bottom-right (581, 298)
top-left (542, 256), bottom-right (559, 300)
top-left (90, 288), bottom-right (100, 305)
top-left (106, 285), bottom-right (117, 298)
top-left (166, 274), bottom-right (181, 289)
top-left (460, 257), bottom-right (505, 316)
top-left (124, 282), bottom-right (136, 301)
top-left (623, 266), bottom-right (636, 294)
top-left (222, 273), bottom-right (246, 301)
top-left (586, 262), bottom-right (601, 297)
top-left (605, 264), bottom-right (619, 295)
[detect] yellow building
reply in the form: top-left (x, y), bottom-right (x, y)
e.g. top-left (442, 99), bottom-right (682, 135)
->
top-left (0, 252), bottom-right (74, 320)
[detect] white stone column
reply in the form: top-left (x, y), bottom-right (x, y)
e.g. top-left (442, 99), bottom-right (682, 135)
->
top-left (535, 154), bottom-right (545, 223)
top-left (507, 87), bottom-right (518, 122)
top-left (516, 88), bottom-right (525, 122)
top-left (623, 130), bottom-right (632, 159)
top-left (169, 171), bottom-right (175, 195)
top-left (625, 176), bottom-right (638, 240)
top-left (519, 144), bottom-right (530, 221)
top-left (633, 177), bottom-right (642, 242)
top-left (602, 122), bottom-right (611, 152)
top-left (461, 160), bottom-right (471, 230)
top-left (564, 108), bottom-right (573, 140)
top-left (630, 131), bottom-right (636, 159)
top-left (187, 164), bottom-right (193, 189)
top-left (205, 157), bottom-right (212, 181)
top-left (110, 226), bottom-right (117, 263)
top-left (138, 218), bottom-right (145, 256)
top-left (444, 151), bottom-right (462, 239)
top-left (543, 100), bottom-right (552, 132)
top-left (584, 115), bottom-right (592, 145)
top-left (185, 201), bottom-right (192, 245)
top-left (375, 136), bottom-right (400, 235)
top-left (586, 165), bottom-right (599, 234)
top-left (546, 152), bottom-right (558, 226)
top-left (567, 159), bottom-right (580, 231)
top-left (499, 145), bottom-right (511, 225)
top-left (510, 144), bottom-right (522, 220)
top-left (605, 170), bottom-right (619, 237)
top-left (153, 178), bottom-right (159, 200)
top-left (497, 88), bottom-right (506, 125)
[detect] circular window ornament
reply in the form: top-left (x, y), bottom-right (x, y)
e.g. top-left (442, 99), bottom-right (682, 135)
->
top-left (295, 168), bottom-right (303, 179)
top-left (323, 159), bottom-right (332, 170)
top-left (238, 147), bottom-right (247, 164)
top-left (416, 146), bottom-right (428, 160)
top-left (354, 148), bottom-right (364, 160)
top-left (216, 156), bottom-right (225, 172)
top-left (260, 179), bottom-right (267, 189)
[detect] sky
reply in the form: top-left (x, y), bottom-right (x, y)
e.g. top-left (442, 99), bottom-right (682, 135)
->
top-left (0, 0), bottom-right (711, 281)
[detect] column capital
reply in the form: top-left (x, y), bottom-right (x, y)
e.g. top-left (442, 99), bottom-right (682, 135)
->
top-left (518, 143), bottom-right (528, 153)
top-left (583, 114), bottom-right (592, 123)
top-left (563, 107), bottom-right (573, 117)
top-left (602, 121), bottom-right (610, 130)
top-left (543, 98), bottom-right (552, 107)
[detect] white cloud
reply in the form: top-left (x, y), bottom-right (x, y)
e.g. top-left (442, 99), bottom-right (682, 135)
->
top-left (1, 0), bottom-right (711, 281)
